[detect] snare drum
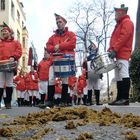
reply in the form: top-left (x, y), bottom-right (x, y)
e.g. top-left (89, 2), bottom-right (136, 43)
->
top-left (0, 60), bottom-right (17, 72)
top-left (91, 53), bottom-right (116, 74)
top-left (53, 57), bottom-right (75, 78)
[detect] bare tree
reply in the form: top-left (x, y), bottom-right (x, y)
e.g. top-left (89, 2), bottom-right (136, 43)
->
top-left (67, 1), bottom-right (98, 70)
top-left (67, 0), bottom-right (115, 100)
top-left (92, 0), bottom-right (114, 100)
top-left (93, 0), bottom-right (114, 51)
top-left (67, 0), bottom-right (114, 59)
top-left (68, 1), bottom-right (97, 52)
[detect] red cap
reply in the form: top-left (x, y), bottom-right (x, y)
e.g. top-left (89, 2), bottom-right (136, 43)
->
top-left (54, 13), bottom-right (67, 24)
top-left (1, 26), bottom-right (12, 33)
top-left (0, 22), bottom-right (13, 33)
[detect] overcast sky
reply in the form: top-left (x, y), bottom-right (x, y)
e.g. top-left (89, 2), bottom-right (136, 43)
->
top-left (22, 0), bottom-right (138, 61)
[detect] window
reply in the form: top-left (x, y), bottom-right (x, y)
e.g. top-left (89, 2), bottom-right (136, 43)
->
top-left (11, 1), bottom-right (15, 19)
top-left (22, 57), bottom-right (25, 67)
top-left (22, 37), bottom-right (25, 48)
top-left (17, 30), bottom-right (20, 41)
top-left (1, 0), bottom-right (5, 10)
top-left (17, 10), bottom-right (20, 23)
top-left (22, 21), bottom-right (24, 28)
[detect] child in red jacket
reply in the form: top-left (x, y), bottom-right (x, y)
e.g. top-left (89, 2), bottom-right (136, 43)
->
top-left (54, 78), bottom-right (62, 106)
top-left (77, 72), bottom-right (87, 105)
top-left (38, 48), bottom-right (53, 104)
top-left (25, 66), bottom-right (39, 106)
top-left (14, 69), bottom-right (26, 106)
top-left (68, 76), bottom-right (77, 106)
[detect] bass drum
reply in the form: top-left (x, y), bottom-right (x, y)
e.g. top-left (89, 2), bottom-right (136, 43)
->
top-left (53, 57), bottom-right (75, 78)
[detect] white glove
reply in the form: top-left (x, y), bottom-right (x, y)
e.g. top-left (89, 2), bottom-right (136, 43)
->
top-left (32, 75), bottom-right (35, 80)
top-left (54, 44), bottom-right (59, 52)
top-left (9, 57), bottom-right (15, 62)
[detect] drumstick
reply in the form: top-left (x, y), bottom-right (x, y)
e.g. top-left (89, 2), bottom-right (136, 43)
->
top-left (0, 59), bottom-right (10, 64)
top-left (64, 37), bottom-right (70, 42)
top-left (55, 37), bottom-right (70, 53)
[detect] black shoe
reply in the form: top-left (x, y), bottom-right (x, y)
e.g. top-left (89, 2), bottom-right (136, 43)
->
top-left (37, 104), bottom-right (46, 109)
top-left (5, 103), bottom-right (12, 109)
top-left (84, 102), bottom-right (93, 106)
top-left (67, 103), bottom-right (72, 106)
top-left (108, 99), bottom-right (129, 106)
top-left (96, 103), bottom-right (103, 105)
top-left (108, 100), bottom-right (118, 105)
top-left (59, 102), bottom-right (67, 107)
top-left (35, 103), bottom-right (44, 107)
top-left (38, 101), bottom-right (54, 108)
top-left (45, 101), bottom-right (54, 108)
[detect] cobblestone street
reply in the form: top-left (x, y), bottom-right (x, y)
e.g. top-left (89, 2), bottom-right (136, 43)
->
top-left (0, 103), bottom-right (140, 140)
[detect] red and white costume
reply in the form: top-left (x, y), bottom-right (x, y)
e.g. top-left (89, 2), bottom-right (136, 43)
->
top-left (24, 71), bottom-right (39, 98)
top-left (38, 57), bottom-right (53, 94)
top-left (14, 74), bottom-right (26, 98)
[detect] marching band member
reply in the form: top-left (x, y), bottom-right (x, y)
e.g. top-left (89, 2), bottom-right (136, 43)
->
top-left (24, 66), bottom-right (39, 106)
top-left (68, 76), bottom-right (77, 106)
top-left (13, 69), bottom-right (26, 106)
top-left (108, 4), bottom-right (134, 105)
top-left (46, 13), bottom-right (76, 107)
top-left (81, 68), bottom-right (88, 105)
top-left (87, 65), bottom-right (103, 105)
top-left (76, 71), bottom-right (87, 105)
top-left (54, 78), bottom-right (62, 106)
top-left (83, 42), bottom-right (103, 105)
top-left (23, 71), bottom-right (31, 106)
top-left (0, 23), bottom-right (22, 109)
top-left (37, 48), bottom-right (53, 105)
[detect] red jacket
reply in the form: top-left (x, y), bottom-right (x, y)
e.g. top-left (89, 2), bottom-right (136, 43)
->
top-left (25, 71), bottom-right (38, 90)
top-left (55, 79), bottom-right (62, 94)
top-left (0, 38), bottom-right (22, 61)
top-left (46, 27), bottom-right (76, 57)
top-left (77, 75), bottom-right (87, 95)
top-left (38, 57), bottom-right (53, 81)
top-left (108, 15), bottom-right (134, 60)
top-left (68, 76), bottom-right (77, 90)
top-left (14, 75), bottom-right (26, 91)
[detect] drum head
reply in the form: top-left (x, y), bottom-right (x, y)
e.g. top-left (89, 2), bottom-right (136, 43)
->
top-left (95, 63), bottom-right (116, 74)
top-left (93, 53), bottom-right (116, 74)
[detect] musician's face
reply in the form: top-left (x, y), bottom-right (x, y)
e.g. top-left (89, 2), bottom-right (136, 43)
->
top-left (1, 29), bottom-right (11, 39)
top-left (56, 19), bottom-right (66, 30)
top-left (31, 66), bottom-right (34, 72)
top-left (44, 51), bottom-right (50, 59)
top-left (115, 11), bottom-right (127, 22)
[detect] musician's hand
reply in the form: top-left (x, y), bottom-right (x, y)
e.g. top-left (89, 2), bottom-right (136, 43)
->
top-left (108, 50), bottom-right (116, 59)
top-left (9, 57), bottom-right (15, 62)
top-left (54, 44), bottom-right (59, 52)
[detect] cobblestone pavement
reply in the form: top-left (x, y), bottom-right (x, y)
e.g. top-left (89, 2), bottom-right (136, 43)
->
top-left (0, 103), bottom-right (140, 140)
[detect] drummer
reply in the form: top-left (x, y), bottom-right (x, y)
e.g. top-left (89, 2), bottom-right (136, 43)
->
top-left (83, 41), bottom-right (103, 105)
top-left (0, 23), bottom-right (22, 109)
top-left (45, 13), bottom-right (76, 107)
top-left (108, 4), bottom-right (134, 106)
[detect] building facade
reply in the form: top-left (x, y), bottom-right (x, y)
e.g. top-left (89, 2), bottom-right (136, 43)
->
top-left (0, 0), bottom-right (29, 72)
